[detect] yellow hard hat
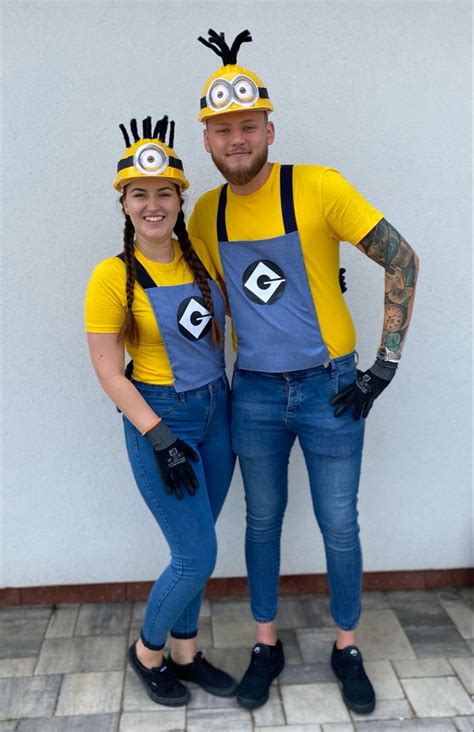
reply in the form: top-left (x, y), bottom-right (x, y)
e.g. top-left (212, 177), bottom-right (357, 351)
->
top-left (113, 116), bottom-right (189, 192)
top-left (197, 29), bottom-right (274, 122)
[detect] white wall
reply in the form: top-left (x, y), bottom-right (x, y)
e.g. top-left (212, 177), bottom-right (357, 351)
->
top-left (1, 0), bottom-right (471, 587)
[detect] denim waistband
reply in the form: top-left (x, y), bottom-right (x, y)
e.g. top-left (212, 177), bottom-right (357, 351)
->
top-left (235, 352), bottom-right (356, 380)
top-left (132, 375), bottom-right (228, 399)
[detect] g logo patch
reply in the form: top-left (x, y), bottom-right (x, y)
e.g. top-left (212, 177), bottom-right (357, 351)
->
top-left (242, 260), bottom-right (286, 304)
top-left (177, 297), bottom-right (212, 341)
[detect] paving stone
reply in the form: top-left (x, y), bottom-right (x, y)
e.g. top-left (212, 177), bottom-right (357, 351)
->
top-left (35, 636), bottom-right (127, 674)
top-left (350, 698), bottom-right (413, 722)
top-left (459, 588), bottom-right (474, 607)
top-left (187, 687), bottom-right (236, 709)
top-left (277, 597), bottom-right (313, 630)
top-left (131, 603), bottom-right (146, 622)
top-left (392, 658), bottom-right (454, 677)
top-left (453, 716), bottom-right (474, 731)
top-left (200, 599), bottom-right (211, 618)
top-left (278, 629), bottom-right (304, 664)
top-left (255, 726), bottom-right (323, 732)
top-left (212, 615), bottom-right (256, 648)
top-left (123, 666), bottom-right (177, 713)
top-left (194, 617), bottom-right (213, 650)
top-left (361, 592), bottom-right (390, 610)
top-left (404, 627), bottom-right (471, 658)
top-left (449, 656), bottom-right (474, 694)
top-left (401, 676), bottom-right (472, 717)
top-left (436, 589), bottom-right (465, 605)
top-left (298, 597), bottom-right (334, 628)
top-left (280, 662), bottom-right (334, 685)
top-left (56, 671), bottom-right (123, 716)
top-left (442, 603), bottom-right (474, 640)
top-left (322, 725), bottom-right (355, 732)
top-left (210, 599), bottom-right (252, 617)
top-left (352, 610), bottom-right (416, 661)
top-left (45, 606), bottom-right (79, 638)
top-left (353, 719), bottom-right (455, 730)
top-left (281, 682), bottom-right (350, 724)
top-left (0, 610), bottom-right (51, 659)
top-left (387, 591), bottom-right (436, 605)
top-left (75, 603), bottom-right (132, 637)
top-left (119, 711), bottom-right (185, 731)
top-left (0, 657), bottom-right (36, 678)
top-left (186, 707), bottom-right (252, 731)
top-left (17, 714), bottom-right (119, 731)
top-left (0, 607), bottom-right (52, 620)
top-left (252, 686), bottom-right (285, 726)
top-left (0, 675), bottom-right (61, 720)
top-left (295, 628), bottom-right (336, 664)
top-left (389, 599), bottom-right (454, 628)
top-left (0, 723), bottom-right (18, 732)
top-left (202, 647), bottom-right (251, 682)
top-left (363, 660), bottom-right (404, 699)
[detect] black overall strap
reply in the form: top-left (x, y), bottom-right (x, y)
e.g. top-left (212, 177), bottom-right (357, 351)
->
top-left (279, 164), bottom-right (297, 234)
top-left (116, 252), bottom-right (157, 289)
top-left (216, 184), bottom-right (229, 242)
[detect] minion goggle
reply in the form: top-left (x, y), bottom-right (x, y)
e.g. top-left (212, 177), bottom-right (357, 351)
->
top-left (197, 30), bottom-right (274, 122)
top-left (113, 116), bottom-right (189, 192)
top-left (199, 68), bottom-right (273, 121)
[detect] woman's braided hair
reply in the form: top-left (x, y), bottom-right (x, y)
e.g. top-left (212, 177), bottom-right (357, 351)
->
top-left (117, 204), bottom-right (139, 347)
top-left (174, 207), bottom-right (222, 346)
top-left (117, 191), bottom-right (222, 347)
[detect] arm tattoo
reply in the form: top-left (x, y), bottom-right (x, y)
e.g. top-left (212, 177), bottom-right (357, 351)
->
top-left (357, 218), bottom-right (419, 356)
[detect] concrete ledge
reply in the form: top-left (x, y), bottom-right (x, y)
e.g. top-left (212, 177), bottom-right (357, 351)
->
top-left (1, 568), bottom-right (472, 607)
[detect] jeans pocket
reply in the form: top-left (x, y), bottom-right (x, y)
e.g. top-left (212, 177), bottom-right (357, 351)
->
top-left (334, 363), bottom-right (357, 396)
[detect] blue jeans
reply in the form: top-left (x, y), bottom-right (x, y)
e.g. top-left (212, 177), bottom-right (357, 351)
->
top-left (123, 376), bottom-right (235, 649)
top-left (231, 353), bottom-right (364, 631)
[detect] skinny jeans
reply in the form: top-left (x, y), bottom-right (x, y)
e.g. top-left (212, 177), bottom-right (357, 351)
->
top-left (123, 376), bottom-right (235, 649)
top-left (231, 353), bottom-right (364, 631)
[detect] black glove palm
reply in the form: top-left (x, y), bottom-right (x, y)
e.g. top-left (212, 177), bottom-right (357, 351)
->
top-left (330, 359), bottom-right (397, 420)
top-left (145, 422), bottom-right (199, 499)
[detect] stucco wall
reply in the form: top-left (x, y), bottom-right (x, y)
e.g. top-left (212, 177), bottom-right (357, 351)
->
top-left (1, 0), bottom-right (471, 586)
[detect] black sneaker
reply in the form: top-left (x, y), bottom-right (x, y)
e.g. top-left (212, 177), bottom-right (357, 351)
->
top-left (330, 643), bottom-right (375, 714)
top-left (236, 640), bottom-right (285, 709)
top-left (128, 642), bottom-right (191, 707)
top-left (167, 651), bottom-right (237, 697)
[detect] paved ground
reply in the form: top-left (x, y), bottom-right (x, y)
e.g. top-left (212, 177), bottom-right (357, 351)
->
top-left (0, 588), bottom-right (472, 731)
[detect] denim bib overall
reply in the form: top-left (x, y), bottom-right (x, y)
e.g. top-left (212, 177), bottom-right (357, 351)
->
top-left (217, 165), bottom-right (329, 372)
top-left (118, 254), bottom-right (225, 392)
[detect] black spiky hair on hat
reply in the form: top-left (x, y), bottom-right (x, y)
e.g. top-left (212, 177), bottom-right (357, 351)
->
top-left (118, 115), bottom-right (175, 149)
top-left (197, 29), bottom-right (252, 65)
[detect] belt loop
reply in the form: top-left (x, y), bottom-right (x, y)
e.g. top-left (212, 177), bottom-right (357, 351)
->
top-left (354, 350), bottom-right (359, 365)
top-left (329, 359), bottom-right (337, 374)
top-left (178, 392), bottom-right (186, 403)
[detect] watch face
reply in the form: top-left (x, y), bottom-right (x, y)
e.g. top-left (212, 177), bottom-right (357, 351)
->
top-left (384, 303), bottom-right (405, 332)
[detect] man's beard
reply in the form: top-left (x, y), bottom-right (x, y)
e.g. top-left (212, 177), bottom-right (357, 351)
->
top-left (211, 147), bottom-right (268, 185)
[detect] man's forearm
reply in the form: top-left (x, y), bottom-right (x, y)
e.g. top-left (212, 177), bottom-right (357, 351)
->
top-left (357, 218), bottom-right (419, 359)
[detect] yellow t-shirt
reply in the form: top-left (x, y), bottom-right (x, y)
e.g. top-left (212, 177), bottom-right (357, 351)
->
top-left (84, 240), bottom-right (221, 384)
top-left (188, 163), bottom-right (383, 359)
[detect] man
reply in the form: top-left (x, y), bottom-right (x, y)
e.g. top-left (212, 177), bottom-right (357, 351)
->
top-left (188, 29), bottom-right (419, 714)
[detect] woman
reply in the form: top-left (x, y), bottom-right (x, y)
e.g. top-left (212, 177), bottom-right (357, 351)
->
top-left (85, 115), bottom-right (236, 706)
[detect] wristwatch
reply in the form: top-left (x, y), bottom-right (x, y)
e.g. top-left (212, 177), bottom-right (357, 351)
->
top-left (377, 345), bottom-right (402, 363)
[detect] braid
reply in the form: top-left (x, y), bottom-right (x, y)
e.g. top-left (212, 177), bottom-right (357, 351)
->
top-left (174, 210), bottom-right (223, 347)
top-left (118, 205), bottom-right (139, 347)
